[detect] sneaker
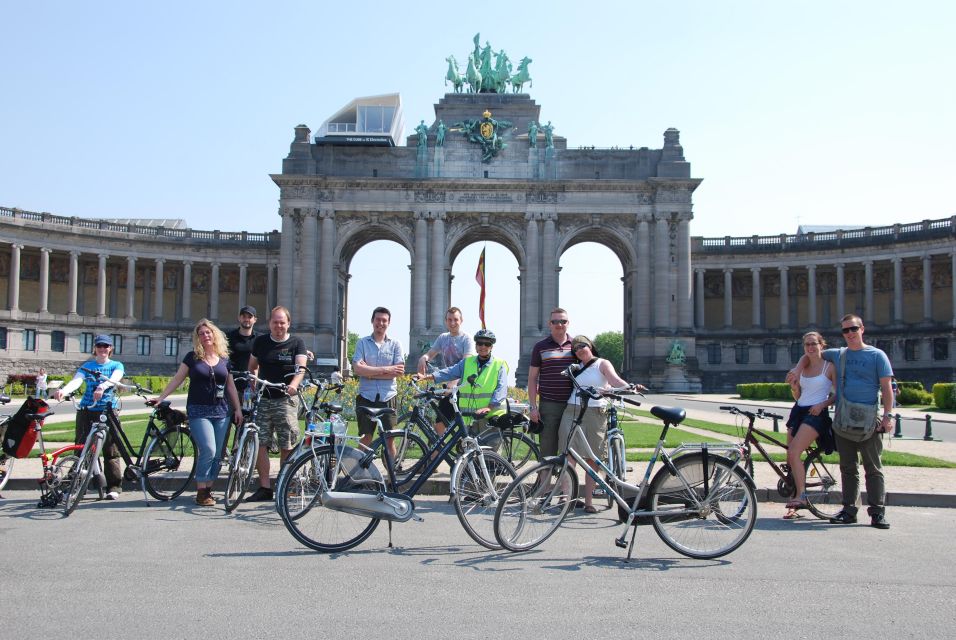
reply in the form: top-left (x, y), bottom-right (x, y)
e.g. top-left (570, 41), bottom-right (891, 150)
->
top-left (829, 510), bottom-right (857, 525)
top-left (245, 486), bottom-right (274, 502)
top-left (870, 513), bottom-right (890, 529)
top-left (105, 491), bottom-right (120, 501)
top-left (195, 488), bottom-right (215, 507)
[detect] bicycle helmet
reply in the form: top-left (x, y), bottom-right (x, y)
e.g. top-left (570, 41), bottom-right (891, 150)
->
top-left (474, 329), bottom-right (497, 344)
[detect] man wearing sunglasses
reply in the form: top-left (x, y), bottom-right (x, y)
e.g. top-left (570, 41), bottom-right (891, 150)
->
top-left (789, 314), bottom-right (894, 529)
top-left (527, 308), bottom-right (575, 456)
top-left (54, 334), bottom-right (126, 499)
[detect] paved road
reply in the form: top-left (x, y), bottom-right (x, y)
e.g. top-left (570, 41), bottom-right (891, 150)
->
top-left (1, 491), bottom-right (953, 639)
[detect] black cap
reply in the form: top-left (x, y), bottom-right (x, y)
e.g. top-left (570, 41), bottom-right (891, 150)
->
top-left (239, 306), bottom-right (257, 317)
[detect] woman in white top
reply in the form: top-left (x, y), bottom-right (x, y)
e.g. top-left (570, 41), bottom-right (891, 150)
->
top-left (557, 335), bottom-right (646, 513)
top-left (783, 331), bottom-right (836, 519)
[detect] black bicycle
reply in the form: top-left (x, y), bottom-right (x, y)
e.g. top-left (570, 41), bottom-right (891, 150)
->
top-left (61, 369), bottom-right (197, 514)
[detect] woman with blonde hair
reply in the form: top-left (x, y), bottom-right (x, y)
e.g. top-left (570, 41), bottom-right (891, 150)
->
top-left (154, 319), bottom-right (243, 506)
top-left (782, 331), bottom-right (836, 519)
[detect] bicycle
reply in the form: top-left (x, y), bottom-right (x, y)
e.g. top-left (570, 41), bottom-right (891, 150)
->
top-left (589, 393), bottom-right (632, 509)
top-left (720, 405), bottom-right (841, 520)
top-left (0, 395), bottom-right (84, 504)
top-left (61, 370), bottom-right (197, 515)
top-left (221, 372), bottom-right (288, 512)
top-left (493, 368), bottom-right (756, 560)
top-left (275, 385), bottom-right (518, 552)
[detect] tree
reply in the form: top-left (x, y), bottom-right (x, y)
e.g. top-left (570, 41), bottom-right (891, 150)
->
top-left (346, 331), bottom-right (359, 362)
top-left (593, 331), bottom-right (624, 372)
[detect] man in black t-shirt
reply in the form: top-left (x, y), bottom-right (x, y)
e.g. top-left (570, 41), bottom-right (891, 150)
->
top-left (226, 306), bottom-right (258, 395)
top-left (245, 306), bottom-right (307, 501)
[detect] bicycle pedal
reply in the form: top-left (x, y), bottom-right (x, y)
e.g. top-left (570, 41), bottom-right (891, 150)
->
top-left (411, 514), bottom-right (424, 523)
top-left (614, 536), bottom-right (628, 549)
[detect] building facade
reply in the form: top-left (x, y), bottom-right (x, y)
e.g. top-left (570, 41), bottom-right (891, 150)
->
top-left (1, 91), bottom-right (954, 390)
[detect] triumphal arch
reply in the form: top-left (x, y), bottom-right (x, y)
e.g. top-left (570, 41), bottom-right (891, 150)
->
top-left (272, 38), bottom-right (699, 387)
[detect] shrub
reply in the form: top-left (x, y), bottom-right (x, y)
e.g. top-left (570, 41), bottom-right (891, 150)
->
top-left (738, 383), bottom-right (791, 400)
top-left (932, 383), bottom-right (956, 410)
top-left (896, 386), bottom-right (932, 406)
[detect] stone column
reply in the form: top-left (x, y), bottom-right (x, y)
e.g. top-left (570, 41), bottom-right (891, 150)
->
top-left (238, 262), bottom-right (248, 313)
top-left (266, 262), bottom-right (277, 311)
top-left (430, 213), bottom-right (447, 327)
top-left (277, 207), bottom-right (295, 311)
top-left (541, 214), bottom-right (557, 315)
top-left (298, 209), bottom-right (317, 326)
top-left (125, 256), bottom-right (136, 319)
top-left (523, 213), bottom-right (540, 330)
top-left (952, 252), bottom-right (956, 327)
top-left (7, 244), bottom-right (22, 312)
top-left (210, 262), bottom-right (220, 321)
top-left (835, 263), bottom-right (846, 320)
top-left (412, 212), bottom-right (428, 331)
top-left (318, 211), bottom-right (336, 331)
top-left (653, 217), bottom-right (670, 329)
top-left (750, 267), bottom-right (761, 327)
top-left (182, 260), bottom-right (193, 320)
top-left (676, 219), bottom-right (692, 330)
top-left (635, 217), bottom-right (651, 331)
top-left (97, 253), bottom-right (109, 318)
top-left (694, 268), bottom-right (705, 329)
top-left (779, 265), bottom-right (789, 328)
top-left (68, 250), bottom-right (80, 315)
top-left (863, 260), bottom-right (874, 321)
top-left (807, 264), bottom-right (817, 326)
top-left (922, 254), bottom-right (933, 322)
top-left (892, 257), bottom-right (903, 324)
top-left (723, 268), bottom-right (733, 328)
top-left (153, 258), bottom-right (165, 320)
top-left (38, 247), bottom-right (51, 313)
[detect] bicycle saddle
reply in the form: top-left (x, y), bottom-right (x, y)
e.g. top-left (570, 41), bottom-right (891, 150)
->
top-left (357, 406), bottom-right (396, 419)
top-left (650, 406), bottom-right (686, 425)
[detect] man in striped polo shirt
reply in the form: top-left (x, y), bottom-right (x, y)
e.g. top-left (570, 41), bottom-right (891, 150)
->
top-left (527, 307), bottom-right (575, 456)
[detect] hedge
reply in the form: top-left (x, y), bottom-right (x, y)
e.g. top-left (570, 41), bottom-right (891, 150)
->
top-left (932, 383), bottom-right (956, 410)
top-left (736, 383), bottom-right (792, 400)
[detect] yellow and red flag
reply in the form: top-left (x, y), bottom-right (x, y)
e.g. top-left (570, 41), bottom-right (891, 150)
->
top-left (475, 247), bottom-right (486, 329)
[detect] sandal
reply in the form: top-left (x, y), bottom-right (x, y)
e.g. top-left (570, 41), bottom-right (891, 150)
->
top-left (783, 509), bottom-right (805, 520)
top-left (583, 504), bottom-right (598, 514)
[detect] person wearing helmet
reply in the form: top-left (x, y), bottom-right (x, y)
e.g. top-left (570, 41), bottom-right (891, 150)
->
top-left (414, 328), bottom-right (508, 433)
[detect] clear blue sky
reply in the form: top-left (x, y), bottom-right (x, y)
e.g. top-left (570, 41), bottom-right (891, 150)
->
top-left (3, 1), bottom-right (954, 381)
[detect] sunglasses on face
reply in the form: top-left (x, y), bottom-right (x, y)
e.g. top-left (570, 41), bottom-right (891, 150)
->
top-left (95, 344), bottom-right (111, 348)
top-left (841, 326), bottom-right (861, 334)
top-left (572, 344), bottom-right (589, 352)
top-left (475, 341), bottom-right (493, 348)
top-left (804, 342), bottom-right (819, 347)
top-left (550, 319), bottom-right (568, 325)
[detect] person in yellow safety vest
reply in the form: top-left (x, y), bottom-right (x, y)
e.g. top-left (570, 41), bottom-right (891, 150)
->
top-left (414, 329), bottom-right (509, 432)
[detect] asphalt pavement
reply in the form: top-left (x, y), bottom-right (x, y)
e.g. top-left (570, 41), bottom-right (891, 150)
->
top-left (0, 491), bottom-right (953, 639)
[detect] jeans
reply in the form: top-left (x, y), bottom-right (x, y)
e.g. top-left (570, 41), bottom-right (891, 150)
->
top-left (190, 416), bottom-right (231, 483)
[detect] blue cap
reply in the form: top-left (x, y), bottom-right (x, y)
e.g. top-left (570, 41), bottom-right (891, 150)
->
top-left (93, 334), bottom-right (113, 347)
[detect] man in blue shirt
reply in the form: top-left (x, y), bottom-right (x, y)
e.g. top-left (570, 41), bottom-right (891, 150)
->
top-left (790, 314), bottom-right (894, 529)
top-left (352, 307), bottom-right (405, 453)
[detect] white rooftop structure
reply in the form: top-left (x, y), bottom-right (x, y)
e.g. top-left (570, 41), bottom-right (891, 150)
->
top-left (314, 93), bottom-right (405, 147)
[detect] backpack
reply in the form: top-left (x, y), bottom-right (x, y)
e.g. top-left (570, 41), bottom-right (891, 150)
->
top-left (1, 397), bottom-right (49, 458)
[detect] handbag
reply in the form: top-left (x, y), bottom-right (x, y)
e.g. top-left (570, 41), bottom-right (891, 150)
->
top-left (831, 348), bottom-right (879, 442)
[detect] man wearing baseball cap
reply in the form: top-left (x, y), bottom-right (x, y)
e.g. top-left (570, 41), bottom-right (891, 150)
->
top-left (54, 334), bottom-right (127, 499)
top-left (227, 306), bottom-right (259, 392)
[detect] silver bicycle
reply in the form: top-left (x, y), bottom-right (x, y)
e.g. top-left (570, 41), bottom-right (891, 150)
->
top-left (493, 368), bottom-right (756, 560)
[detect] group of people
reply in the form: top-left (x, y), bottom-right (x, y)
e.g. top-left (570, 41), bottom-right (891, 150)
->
top-left (53, 300), bottom-right (895, 527)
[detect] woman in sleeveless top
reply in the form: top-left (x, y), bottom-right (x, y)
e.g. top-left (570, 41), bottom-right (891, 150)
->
top-left (783, 331), bottom-right (836, 519)
top-left (558, 335), bottom-right (646, 513)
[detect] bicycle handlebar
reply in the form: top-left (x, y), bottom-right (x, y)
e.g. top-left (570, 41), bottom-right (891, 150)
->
top-left (720, 405), bottom-right (783, 421)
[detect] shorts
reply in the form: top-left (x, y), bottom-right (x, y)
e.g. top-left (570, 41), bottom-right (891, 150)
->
top-left (786, 404), bottom-right (835, 454)
top-left (558, 404), bottom-right (607, 458)
top-left (355, 394), bottom-right (398, 437)
top-left (256, 396), bottom-right (299, 450)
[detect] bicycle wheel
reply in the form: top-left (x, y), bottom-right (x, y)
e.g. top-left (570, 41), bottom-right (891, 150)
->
top-left (803, 449), bottom-right (841, 520)
top-left (648, 454), bottom-right (756, 559)
top-left (498, 432), bottom-right (539, 471)
top-left (62, 436), bottom-right (102, 515)
top-left (142, 426), bottom-right (197, 501)
top-left (373, 429), bottom-right (428, 486)
top-left (0, 455), bottom-right (14, 492)
top-left (452, 450), bottom-right (517, 550)
top-left (276, 444), bottom-right (382, 553)
top-left (225, 430), bottom-right (258, 513)
top-left (606, 433), bottom-right (627, 508)
top-left (493, 458), bottom-right (578, 552)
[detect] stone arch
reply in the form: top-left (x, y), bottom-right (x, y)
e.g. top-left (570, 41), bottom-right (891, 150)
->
top-left (334, 215), bottom-right (415, 269)
top-left (555, 218), bottom-right (636, 270)
top-left (445, 214), bottom-right (527, 268)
